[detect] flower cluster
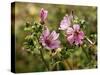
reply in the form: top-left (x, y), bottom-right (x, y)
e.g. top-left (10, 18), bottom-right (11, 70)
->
top-left (24, 7), bottom-right (96, 71)
top-left (39, 8), bottom-right (60, 50)
top-left (59, 15), bottom-right (84, 45)
top-left (40, 8), bottom-right (84, 50)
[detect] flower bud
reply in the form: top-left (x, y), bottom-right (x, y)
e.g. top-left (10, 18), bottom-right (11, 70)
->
top-left (40, 8), bottom-right (48, 24)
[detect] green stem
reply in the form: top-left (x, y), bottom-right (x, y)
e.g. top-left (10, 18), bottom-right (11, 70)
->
top-left (82, 47), bottom-right (90, 60)
top-left (39, 48), bottom-right (49, 70)
top-left (51, 61), bottom-right (61, 70)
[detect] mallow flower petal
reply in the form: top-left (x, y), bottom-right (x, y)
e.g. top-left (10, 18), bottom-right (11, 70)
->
top-left (74, 36), bottom-right (82, 45)
top-left (73, 24), bottom-right (80, 31)
top-left (66, 27), bottom-right (74, 35)
top-left (47, 31), bottom-right (55, 41)
top-left (59, 16), bottom-right (71, 30)
top-left (50, 31), bottom-right (59, 40)
top-left (78, 31), bottom-right (84, 39)
top-left (49, 40), bottom-right (60, 49)
top-left (42, 27), bottom-right (50, 38)
top-left (67, 34), bottom-right (74, 45)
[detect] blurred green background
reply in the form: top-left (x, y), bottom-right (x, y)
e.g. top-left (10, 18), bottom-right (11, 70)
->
top-left (11, 2), bottom-right (97, 73)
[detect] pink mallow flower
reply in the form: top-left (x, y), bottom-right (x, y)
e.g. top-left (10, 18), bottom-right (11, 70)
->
top-left (59, 15), bottom-right (71, 30)
top-left (40, 8), bottom-right (48, 24)
top-left (66, 24), bottom-right (84, 45)
top-left (40, 27), bottom-right (60, 50)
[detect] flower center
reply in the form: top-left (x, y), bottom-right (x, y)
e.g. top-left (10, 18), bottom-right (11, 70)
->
top-left (74, 31), bottom-right (79, 36)
top-left (45, 38), bottom-right (51, 46)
